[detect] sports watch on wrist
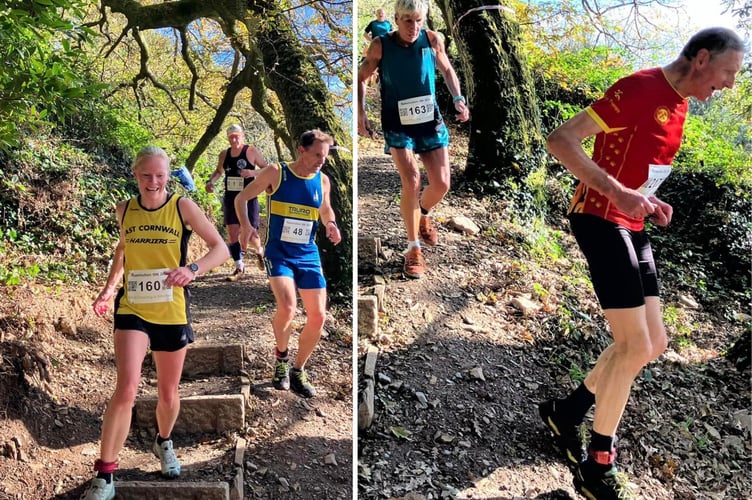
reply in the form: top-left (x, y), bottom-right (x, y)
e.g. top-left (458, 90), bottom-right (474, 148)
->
top-left (188, 263), bottom-right (199, 275)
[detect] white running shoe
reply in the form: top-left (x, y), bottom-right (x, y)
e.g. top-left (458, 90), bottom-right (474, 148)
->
top-left (80, 477), bottom-right (115, 500)
top-left (153, 438), bottom-right (181, 478)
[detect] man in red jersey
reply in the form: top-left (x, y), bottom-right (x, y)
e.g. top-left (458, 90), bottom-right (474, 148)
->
top-left (540, 27), bottom-right (744, 499)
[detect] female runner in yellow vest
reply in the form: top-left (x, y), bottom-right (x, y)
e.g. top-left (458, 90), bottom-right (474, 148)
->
top-left (82, 146), bottom-right (230, 500)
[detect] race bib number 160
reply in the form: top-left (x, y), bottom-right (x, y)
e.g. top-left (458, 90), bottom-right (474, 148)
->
top-left (127, 268), bottom-right (173, 304)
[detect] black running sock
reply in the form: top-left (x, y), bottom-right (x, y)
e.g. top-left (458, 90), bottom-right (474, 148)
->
top-left (156, 434), bottom-right (170, 445)
top-left (228, 241), bottom-right (242, 261)
top-left (559, 382), bottom-right (595, 425)
top-left (96, 472), bottom-right (113, 484)
top-left (419, 204), bottom-right (429, 216)
top-left (276, 349), bottom-right (288, 360)
top-left (589, 430), bottom-right (614, 453)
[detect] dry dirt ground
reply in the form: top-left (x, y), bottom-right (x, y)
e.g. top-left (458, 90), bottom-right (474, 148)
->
top-left (0, 251), bottom-right (353, 499)
top-left (356, 126), bottom-right (751, 499)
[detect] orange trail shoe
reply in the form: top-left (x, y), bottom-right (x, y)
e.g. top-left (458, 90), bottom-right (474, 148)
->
top-left (225, 267), bottom-right (244, 282)
top-left (419, 216), bottom-right (438, 246)
top-left (403, 247), bottom-right (426, 279)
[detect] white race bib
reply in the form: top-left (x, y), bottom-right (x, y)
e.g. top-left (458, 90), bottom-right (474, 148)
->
top-left (227, 176), bottom-right (245, 192)
top-left (638, 164), bottom-right (672, 197)
top-left (398, 95), bottom-right (434, 125)
top-left (280, 218), bottom-right (313, 244)
top-left (127, 268), bottom-right (173, 304)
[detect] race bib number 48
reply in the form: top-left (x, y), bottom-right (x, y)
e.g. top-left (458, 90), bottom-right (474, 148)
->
top-left (127, 268), bottom-right (173, 304)
top-left (398, 95), bottom-right (434, 125)
top-left (280, 218), bottom-right (313, 244)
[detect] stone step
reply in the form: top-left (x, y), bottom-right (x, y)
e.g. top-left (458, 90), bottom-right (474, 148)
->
top-left (115, 481), bottom-right (230, 500)
top-left (113, 436), bottom-right (246, 500)
top-left (181, 343), bottom-right (245, 378)
top-left (133, 374), bottom-right (249, 434)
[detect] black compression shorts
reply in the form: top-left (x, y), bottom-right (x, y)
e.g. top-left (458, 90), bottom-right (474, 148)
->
top-left (569, 213), bottom-right (659, 309)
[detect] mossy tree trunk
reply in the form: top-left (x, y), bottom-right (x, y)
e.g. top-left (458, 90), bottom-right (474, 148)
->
top-left (435, 0), bottom-right (545, 206)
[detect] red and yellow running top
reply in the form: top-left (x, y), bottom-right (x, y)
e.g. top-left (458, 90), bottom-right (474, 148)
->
top-left (569, 67), bottom-right (688, 231)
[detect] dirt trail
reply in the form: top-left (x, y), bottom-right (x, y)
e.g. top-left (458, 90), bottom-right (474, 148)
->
top-left (356, 132), bottom-right (751, 500)
top-left (0, 258), bottom-right (353, 499)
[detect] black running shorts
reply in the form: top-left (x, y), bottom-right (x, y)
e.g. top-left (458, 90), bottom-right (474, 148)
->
top-left (114, 314), bottom-right (194, 352)
top-left (569, 213), bottom-right (659, 309)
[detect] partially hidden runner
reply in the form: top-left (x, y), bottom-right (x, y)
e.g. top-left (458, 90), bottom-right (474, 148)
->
top-left (206, 124), bottom-right (272, 281)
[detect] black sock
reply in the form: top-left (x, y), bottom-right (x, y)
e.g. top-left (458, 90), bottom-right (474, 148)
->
top-left (419, 204), bottom-right (429, 216)
top-left (96, 472), bottom-right (113, 484)
top-left (228, 241), bottom-right (242, 261)
top-left (589, 431), bottom-right (614, 452)
top-left (276, 349), bottom-right (288, 360)
top-left (156, 434), bottom-right (170, 445)
top-left (559, 382), bottom-right (595, 425)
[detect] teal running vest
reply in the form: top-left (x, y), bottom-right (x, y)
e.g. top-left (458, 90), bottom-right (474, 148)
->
top-left (379, 30), bottom-right (443, 135)
top-left (265, 162), bottom-right (323, 260)
top-left (365, 19), bottom-right (392, 38)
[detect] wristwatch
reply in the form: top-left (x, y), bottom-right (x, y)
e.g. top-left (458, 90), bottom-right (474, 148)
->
top-left (187, 263), bottom-right (199, 275)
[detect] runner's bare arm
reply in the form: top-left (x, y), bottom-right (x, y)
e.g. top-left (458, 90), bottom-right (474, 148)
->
top-left (165, 198), bottom-right (229, 286)
top-left (429, 31), bottom-right (469, 122)
top-left (319, 174), bottom-right (341, 245)
top-left (93, 201), bottom-right (128, 315)
top-left (206, 150), bottom-right (226, 193)
top-left (246, 146), bottom-right (271, 174)
top-left (235, 164), bottom-right (280, 249)
top-left (548, 110), bottom-right (656, 218)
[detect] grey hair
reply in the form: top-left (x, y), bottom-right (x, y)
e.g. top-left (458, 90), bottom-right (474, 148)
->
top-left (394, 0), bottom-right (428, 19)
top-left (226, 124), bottom-right (244, 135)
top-left (681, 27), bottom-right (745, 60)
top-left (133, 146), bottom-right (170, 171)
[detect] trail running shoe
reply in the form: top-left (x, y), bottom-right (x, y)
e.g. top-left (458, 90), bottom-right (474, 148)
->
top-left (152, 438), bottom-right (181, 479)
top-left (290, 368), bottom-right (315, 398)
top-left (539, 399), bottom-right (586, 468)
top-left (272, 359), bottom-right (290, 390)
top-left (403, 247), bottom-right (426, 279)
top-left (574, 460), bottom-right (636, 500)
top-left (255, 248), bottom-right (265, 271)
top-left (80, 477), bottom-right (115, 500)
top-left (419, 216), bottom-right (438, 246)
top-left (226, 267), bottom-right (244, 282)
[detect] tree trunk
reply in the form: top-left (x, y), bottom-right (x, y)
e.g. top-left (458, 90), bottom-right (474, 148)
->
top-left (435, 0), bottom-right (545, 207)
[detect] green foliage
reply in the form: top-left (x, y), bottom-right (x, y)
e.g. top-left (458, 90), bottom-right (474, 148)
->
top-left (651, 170), bottom-right (751, 308)
top-left (677, 97), bottom-right (752, 186)
top-left (0, 138), bottom-right (133, 286)
top-left (0, 0), bottom-right (102, 150)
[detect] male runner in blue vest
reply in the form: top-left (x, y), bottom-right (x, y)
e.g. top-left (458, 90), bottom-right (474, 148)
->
top-left (234, 130), bottom-right (341, 398)
top-left (358, 0), bottom-right (469, 279)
